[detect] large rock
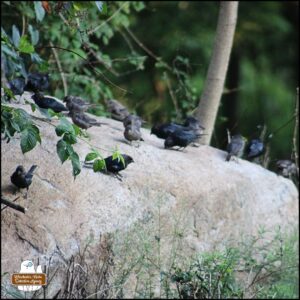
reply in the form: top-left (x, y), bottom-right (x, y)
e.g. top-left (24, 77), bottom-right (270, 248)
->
top-left (1, 99), bottom-right (298, 297)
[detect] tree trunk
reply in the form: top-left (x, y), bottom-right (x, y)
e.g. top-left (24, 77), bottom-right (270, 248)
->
top-left (195, 1), bottom-right (239, 145)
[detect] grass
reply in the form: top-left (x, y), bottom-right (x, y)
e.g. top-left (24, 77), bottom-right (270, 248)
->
top-left (1, 199), bottom-right (298, 299)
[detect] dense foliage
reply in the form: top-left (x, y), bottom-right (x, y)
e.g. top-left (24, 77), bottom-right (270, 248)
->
top-left (1, 1), bottom-right (298, 176)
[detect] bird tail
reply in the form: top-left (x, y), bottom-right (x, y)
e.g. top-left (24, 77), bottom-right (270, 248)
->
top-left (28, 165), bottom-right (38, 174)
top-left (226, 154), bottom-right (231, 162)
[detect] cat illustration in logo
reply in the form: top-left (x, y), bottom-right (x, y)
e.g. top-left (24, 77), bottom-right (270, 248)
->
top-left (18, 260), bottom-right (43, 291)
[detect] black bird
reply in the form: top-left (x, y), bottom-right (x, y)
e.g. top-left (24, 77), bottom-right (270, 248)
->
top-left (32, 92), bottom-right (68, 113)
top-left (69, 111), bottom-right (102, 129)
top-left (63, 95), bottom-right (101, 112)
top-left (8, 77), bottom-right (26, 95)
top-left (164, 129), bottom-right (202, 150)
top-left (104, 154), bottom-right (134, 174)
top-left (276, 160), bottom-right (297, 178)
top-left (25, 72), bottom-right (50, 92)
top-left (11, 165), bottom-right (37, 193)
top-left (246, 139), bottom-right (265, 159)
top-left (183, 116), bottom-right (205, 132)
top-left (226, 134), bottom-right (246, 161)
top-left (85, 154), bottom-right (134, 180)
top-left (151, 123), bottom-right (187, 139)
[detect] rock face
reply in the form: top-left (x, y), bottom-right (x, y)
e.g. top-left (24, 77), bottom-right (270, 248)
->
top-left (1, 100), bottom-right (298, 297)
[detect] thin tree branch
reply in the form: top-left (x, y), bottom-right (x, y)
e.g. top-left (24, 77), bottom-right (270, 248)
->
top-left (293, 87), bottom-right (299, 177)
top-left (125, 27), bottom-right (172, 71)
top-left (87, 2), bottom-right (129, 36)
top-left (1, 197), bottom-right (26, 214)
top-left (50, 41), bottom-right (68, 96)
top-left (82, 43), bottom-right (120, 76)
top-left (164, 72), bottom-right (180, 119)
top-left (119, 29), bottom-right (135, 53)
top-left (36, 45), bottom-right (129, 93)
top-left (30, 114), bottom-right (110, 153)
top-left (21, 15), bottom-right (26, 36)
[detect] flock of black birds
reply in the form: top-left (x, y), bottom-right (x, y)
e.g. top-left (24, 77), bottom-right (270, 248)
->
top-left (6, 72), bottom-right (297, 194)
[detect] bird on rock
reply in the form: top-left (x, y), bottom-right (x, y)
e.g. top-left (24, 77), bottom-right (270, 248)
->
top-left (106, 99), bottom-right (130, 121)
top-left (85, 154), bottom-right (134, 181)
top-left (151, 123), bottom-right (187, 139)
top-left (124, 126), bottom-right (144, 144)
top-left (69, 110), bottom-right (102, 130)
top-left (276, 160), bottom-right (298, 178)
top-left (11, 165), bottom-right (38, 197)
top-left (246, 138), bottom-right (265, 159)
top-left (25, 72), bottom-right (50, 92)
top-left (123, 114), bottom-right (145, 129)
top-left (226, 134), bottom-right (246, 162)
top-left (31, 92), bottom-right (68, 113)
top-left (8, 77), bottom-right (26, 96)
top-left (183, 116), bottom-right (205, 133)
top-left (63, 95), bottom-right (101, 112)
top-left (164, 129), bottom-right (202, 150)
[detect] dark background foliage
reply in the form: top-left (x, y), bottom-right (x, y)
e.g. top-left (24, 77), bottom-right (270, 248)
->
top-left (1, 1), bottom-right (299, 172)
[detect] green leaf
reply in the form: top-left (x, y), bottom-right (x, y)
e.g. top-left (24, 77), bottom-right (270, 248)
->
top-left (56, 139), bottom-right (69, 164)
top-left (12, 25), bottom-right (20, 47)
top-left (101, 3), bottom-right (107, 14)
top-left (66, 143), bottom-right (75, 155)
top-left (9, 120), bottom-right (20, 132)
top-left (85, 152), bottom-right (98, 162)
top-left (30, 124), bottom-right (41, 143)
top-left (55, 117), bottom-right (75, 136)
top-left (70, 152), bottom-right (81, 177)
top-left (63, 132), bottom-right (77, 144)
top-left (2, 44), bottom-right (18, 58)
top-left (31, 53), bottom-right (43, 64)
top-left (34, 1), bottom-right (45, 22)
top-left (132, 2), bottom-right (145, 12)
top-left (155, 61), bottom-right (168, 69)
top-left (93, 158), bottom-right (106, 172)
top-left (73, 2), bottom-right (93, 11)
top-left (30, 103), bottom-right (36, 112)
top-left (3, 87), bottom-right (16, 99)
top-left (20, 127), bottom-right (39, 153)
top-left (18, 35), bottom-right (34, 54)
top-left (28, 24), bottom-right (39, 45)
top-left (72, 124), bottom-right (81, 135)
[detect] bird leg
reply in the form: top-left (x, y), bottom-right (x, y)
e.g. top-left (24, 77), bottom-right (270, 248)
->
top-left (133, 141), bottom-right (140, 148)
top-left (192, 142), bottom-right (200, 147)
top-left (114, 173), bottom-right (123, 182)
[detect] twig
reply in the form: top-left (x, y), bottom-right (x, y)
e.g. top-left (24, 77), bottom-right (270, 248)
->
top-left (119, 29), bottom-right (135, 52)
top-left (227, 128), bottom-right (231, 144)
top-left (50, 41), bottom-right (68, 96)
top-left (292, 87), bottom-right (299, 177)
top-left (267, 114), bottom-right (296, 139)
top-left (125, 27), bottom-right (172, 71)
top-left (21, 15), bottom-right (26, 36)
top-left (164, 72), bottom-right (180, 120)
top-left (1, 197), bottom-right (26, 214)
top-left (82, 43), bottom-right (120, 76)
top-left (87, 2), bottom-right (129, 36)
top-left (30, 114), bottom-right (110, 153)
top-left (36, 45), bottom-right (129, 93)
